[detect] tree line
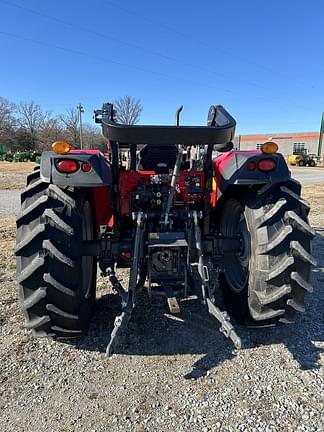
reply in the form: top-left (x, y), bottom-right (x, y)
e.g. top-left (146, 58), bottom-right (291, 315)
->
top-left (0, 95), bottom-right (142, 153)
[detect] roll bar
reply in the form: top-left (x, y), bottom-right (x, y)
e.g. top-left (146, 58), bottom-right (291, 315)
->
top-left (94, 103), bottom-right (236, 149)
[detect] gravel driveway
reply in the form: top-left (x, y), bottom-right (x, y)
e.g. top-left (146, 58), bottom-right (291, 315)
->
top-left (0, 224), bottom-right (323, 431)
top-left (0, 189), bottom-right (21, 216)
top-left (0, 182), bottom-right (323, 431)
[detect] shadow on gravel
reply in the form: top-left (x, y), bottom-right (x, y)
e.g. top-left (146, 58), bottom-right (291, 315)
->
top-left (73, 291), bottom-right (236, 377)
top-left (72, 230), bottom-right (324, 379)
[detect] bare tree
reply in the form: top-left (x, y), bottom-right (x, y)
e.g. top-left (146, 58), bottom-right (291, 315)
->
top-left (113, 95), bottom-right (142, 125)
top-left (0, 97), bottom-right (16, 144)
top-left (17, 101), bottom-right (45, 149)
top-left (38, 115), bottom-right (63, 151)
top-left (81, 123), bottom-right (105, 149)
top-left (0, 98), bottom-right (109, 152)
top-left (59, 108), bottom-right (80, 147)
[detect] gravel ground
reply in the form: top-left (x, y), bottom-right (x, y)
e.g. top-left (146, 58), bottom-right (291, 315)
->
top-left (0, 185), bottom-right (323, 431)
top-left (0, 162), bottom-right (37, 190)
top-left (0, 190), bottom-right (21, 216)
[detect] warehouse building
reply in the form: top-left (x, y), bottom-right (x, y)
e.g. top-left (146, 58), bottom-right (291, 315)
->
top-left (233, 132), bottom-right (322, 157)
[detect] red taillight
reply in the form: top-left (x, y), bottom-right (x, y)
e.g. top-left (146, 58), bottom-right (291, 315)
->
top-left (247, 161), bottom-right (256, 171)
top-left (56, 159), bottom-right (79, 173)
top-left (81, 162), bottom-right (92, 172)
top-left (257, 158), bottom-right (276, 172)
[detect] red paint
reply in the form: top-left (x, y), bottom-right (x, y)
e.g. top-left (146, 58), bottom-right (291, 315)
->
top-left (119, 171), bottom-right (155, 216)
top-left (119, 169), bottom-right (205, 217)
top-left (177, 171), bottom-right (205, 203)
top-left (210, 152), bottom-right (237, 208)
top-left (210, 191), bottom-right (217, 208)
top-left (247, 161), bottom-right (257, 171)
top-left (213, 150), bottom-right (261, 178)
top-left (213, 151), bottom-right (235, 183)
top-left (211, 150), bottom-right (262, 207)
top-left (92, 186), bottom-right (114, 227)
top-left (69, 149), bottom-right (103, 155)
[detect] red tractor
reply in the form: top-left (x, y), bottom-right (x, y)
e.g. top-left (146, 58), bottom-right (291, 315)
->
top-left (16, 103), bottom-right (316, 354)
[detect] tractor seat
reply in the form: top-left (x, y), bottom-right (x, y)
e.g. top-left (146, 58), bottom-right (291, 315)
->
top-left (138, 145), bottom-right (178, 174)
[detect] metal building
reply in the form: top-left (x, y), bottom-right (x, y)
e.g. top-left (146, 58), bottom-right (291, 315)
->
top-left (233, 132), bottom-right (322, 157)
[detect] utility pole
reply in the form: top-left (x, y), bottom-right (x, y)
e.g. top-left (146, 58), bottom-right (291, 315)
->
top-left (318, 112), bottom-right (324, 159)
top-left (77, 103), bottom-right (84, 150)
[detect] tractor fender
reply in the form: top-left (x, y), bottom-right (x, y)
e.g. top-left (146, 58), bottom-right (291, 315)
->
top-left (40, 150), bottom-right (112, 187)
top-left (211, 150), bottom-right (291, 204)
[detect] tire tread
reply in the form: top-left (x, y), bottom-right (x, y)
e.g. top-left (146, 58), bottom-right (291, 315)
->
top-left (16, 169), bottom-right (96, 338)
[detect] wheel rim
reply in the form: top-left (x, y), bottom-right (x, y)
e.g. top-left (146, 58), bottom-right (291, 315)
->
top-left (220, 199), bottom-right (251, 292)
top-left (82, 200), bottom-right (94, 299)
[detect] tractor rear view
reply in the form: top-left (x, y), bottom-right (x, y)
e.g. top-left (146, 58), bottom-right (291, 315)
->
top-left (15, 103), bottom-right (316, 354)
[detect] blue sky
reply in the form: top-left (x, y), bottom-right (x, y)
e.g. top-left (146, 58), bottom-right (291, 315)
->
top-left (0, 0), bottom-right (323, 134)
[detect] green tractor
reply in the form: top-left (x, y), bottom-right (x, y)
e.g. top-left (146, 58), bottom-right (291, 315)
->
top-left (0, 143), bottom-right (7, 161)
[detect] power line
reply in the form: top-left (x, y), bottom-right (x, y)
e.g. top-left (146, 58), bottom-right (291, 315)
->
top-left (0, 0), bottom-right (317, 112)
top-left (0, 29), bottom-right (310, 113)
top-left (104, 0), bottom-right (319, 91)
top-left (0, 29), bottom-right (237, 95)
top-left (0, 0), bottom-right (291, 92)
top-left (0, 0), bottom-right (316, 113)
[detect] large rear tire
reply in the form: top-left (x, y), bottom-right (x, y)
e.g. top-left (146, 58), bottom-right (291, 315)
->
top-left (16, 168), bottom-right (97, 338)
top-left (219, 181), bottom-right (316, 325)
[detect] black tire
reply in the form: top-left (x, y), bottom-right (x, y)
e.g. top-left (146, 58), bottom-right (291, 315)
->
top-left (16, 168), bottom-right (97, 338)
top-left (298, 159), bottom-right (305, 167)
top-left (219, 180), bottom-right (316, 325)
top-left (309, 159), bottom-right (316, 167)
